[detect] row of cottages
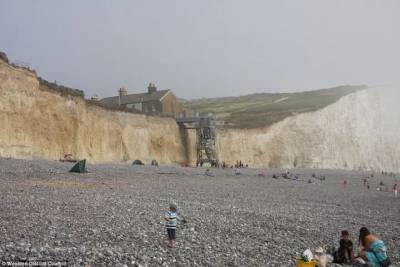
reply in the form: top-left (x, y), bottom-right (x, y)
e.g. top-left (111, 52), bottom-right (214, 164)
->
top-left (99, 83), bottom-right (183, 117)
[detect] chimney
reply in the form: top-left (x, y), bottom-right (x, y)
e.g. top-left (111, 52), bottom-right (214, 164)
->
top-left (148, 83), bottom-right (157, 94)
top-left (118, 87), bottom-right (128, 106)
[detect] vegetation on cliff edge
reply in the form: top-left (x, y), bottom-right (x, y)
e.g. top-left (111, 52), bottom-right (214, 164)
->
top-left (182, 85), bottom-right (367, 128)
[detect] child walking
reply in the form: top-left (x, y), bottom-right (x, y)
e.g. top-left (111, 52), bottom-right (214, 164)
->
top-left (164, 203), bottom-right (178, 248)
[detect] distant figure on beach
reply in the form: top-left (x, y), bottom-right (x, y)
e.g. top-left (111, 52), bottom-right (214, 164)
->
top-left (356, 227), bottom-right (391, 267)
top-left (394, 184), bottom-right (398, 197)
top-left (205, 169), bottom-right (214, 177)
top-left (164, 203), bottom-right (178, 248)
top-left (343, 180), bottom-right (347, 188)
top-left (333, 230), bottom-right (354, 264)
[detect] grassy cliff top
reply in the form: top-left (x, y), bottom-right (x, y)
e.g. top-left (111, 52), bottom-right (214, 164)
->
top-left (182, 85), bottom-right (366, 129)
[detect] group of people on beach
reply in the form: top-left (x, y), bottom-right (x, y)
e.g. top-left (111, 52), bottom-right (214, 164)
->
top-left (234, 160), bottom-right (248, 168)
top-left (376, 182), bottom-right (399, 197)
top-left (162, 169), bottom-right (396, 265)
top-left (381, 171), bottom-right (396, 177)
top-left (220, 160), bottom-right (249, 169)
top-left (163, 202), bottom-right (393, 267)
top-left (333, 228), bottom-right (391, 267)
top-left (346, 175), bottom-right (399, 197)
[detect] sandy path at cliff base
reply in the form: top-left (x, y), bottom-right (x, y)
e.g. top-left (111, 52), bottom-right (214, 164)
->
top-left (0, 159), bottom-right (399, 267)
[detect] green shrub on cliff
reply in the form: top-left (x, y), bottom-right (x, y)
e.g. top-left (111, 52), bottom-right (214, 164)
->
top-left (0, 51), bottom-right (9, 64)
top-left (38, 77), bottom-right (85, 98)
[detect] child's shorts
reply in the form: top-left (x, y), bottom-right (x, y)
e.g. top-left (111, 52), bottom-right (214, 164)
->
top-left (167, 228), bottom-right (176, 240)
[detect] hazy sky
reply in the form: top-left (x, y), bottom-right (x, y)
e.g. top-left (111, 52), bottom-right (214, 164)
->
top-left (1, 0), bottom-right (399, 99)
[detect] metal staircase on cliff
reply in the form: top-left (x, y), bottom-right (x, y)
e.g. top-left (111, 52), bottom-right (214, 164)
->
top-left (176, 115), bottom-right (218, 167)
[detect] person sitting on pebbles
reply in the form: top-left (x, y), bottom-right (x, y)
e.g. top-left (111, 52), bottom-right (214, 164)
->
top-left (164, 203), bottom-right (178, 248)
top-left (356, 227), bottom-right (391, 267)
top-left (205, 169), bottom-right (214, 177)
top-left (333, 230), bottom-right (354, 264)
top-left (313, 247), bottom-right (327, 267)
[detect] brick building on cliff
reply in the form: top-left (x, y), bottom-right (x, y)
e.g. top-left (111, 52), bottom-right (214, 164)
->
top-left (99, 83), bottom-right (183, 117)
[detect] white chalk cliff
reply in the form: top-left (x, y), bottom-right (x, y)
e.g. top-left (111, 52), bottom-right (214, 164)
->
top-left (1, 58), bottom-right (399, 171)
top-left (218, 88), bottom-right (400, 172)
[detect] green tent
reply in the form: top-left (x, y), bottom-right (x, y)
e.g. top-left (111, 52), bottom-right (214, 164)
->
top-left (69, 159), bottom-right (87, 173)
top-left (132, 159), bottom-right (144, 165)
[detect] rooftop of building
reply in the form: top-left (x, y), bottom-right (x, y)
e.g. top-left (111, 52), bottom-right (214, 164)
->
top-left (99, 85), bottom-right (171, 106)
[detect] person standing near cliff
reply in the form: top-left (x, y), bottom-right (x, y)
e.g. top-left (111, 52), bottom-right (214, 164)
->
top-left (393, 183), bottom-right (398, 197)
top-left (164, 203), bottom-right (178, 248)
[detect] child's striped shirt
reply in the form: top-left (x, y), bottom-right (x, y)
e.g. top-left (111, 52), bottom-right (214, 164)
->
top-left (165, 211), bottom-right (177, 229)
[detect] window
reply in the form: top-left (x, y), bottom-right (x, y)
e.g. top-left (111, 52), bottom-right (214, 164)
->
top-left (134, 103), bottom-right (142, 111)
